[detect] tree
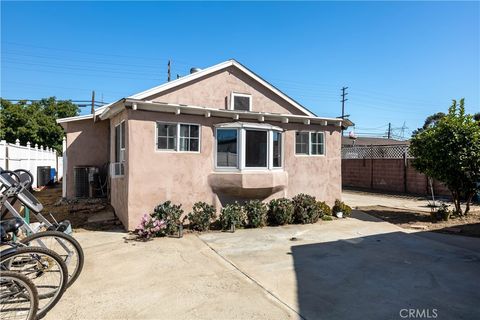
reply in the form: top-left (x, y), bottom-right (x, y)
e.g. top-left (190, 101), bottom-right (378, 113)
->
top-left (410, 99), bottom-right (480, 215)
top-left (411, 112), bottom-right (445, 136)
top-left (0, 97), bottom-right (79, 154)
top-left (474, 112), bottom-right (480, 122)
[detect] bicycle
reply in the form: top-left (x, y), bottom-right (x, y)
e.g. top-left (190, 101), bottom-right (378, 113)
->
top-left (0, 168), bottom-right (84, 287)
top-left (0, 270), bottom-right (39, 320)
top-left (1, 218), bottom-right (68, 319)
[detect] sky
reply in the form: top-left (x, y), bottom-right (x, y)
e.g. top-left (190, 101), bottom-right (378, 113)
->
top-left (1, 1), bottom-right (479, 138)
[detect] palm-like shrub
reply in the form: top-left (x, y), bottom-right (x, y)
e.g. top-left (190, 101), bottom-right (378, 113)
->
top-left (219, 202), bottom-right (245, 230)
top-left (187, 202), bottom-right (216, 231)
top-left (292, 194), bottom-right (321, 224)
top-left (152, 201), bottom-right (184, 235)
top-left (244, 200), bottom-right (268, 228)
top-left (268, 198), bottom-right (294, 225)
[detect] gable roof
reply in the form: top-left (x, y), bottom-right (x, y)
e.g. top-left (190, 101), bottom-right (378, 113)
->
top-left (129, 59), bottom-right (316, 117)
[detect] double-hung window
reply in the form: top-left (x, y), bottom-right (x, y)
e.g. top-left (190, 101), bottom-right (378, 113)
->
top-left (295, 131), bottom-right (325, 156)
top-left (231, 93), bottom-right (251, 111)
top-left (215, 123), bottom-right (283, 170)
top-left (156, 122), bottom-right (200, 152)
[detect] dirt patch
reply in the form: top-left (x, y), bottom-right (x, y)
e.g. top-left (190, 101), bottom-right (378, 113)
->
top-left (359, 205), bottom-right (480, 237)
top-left (8, 184), bottom-right (122, 232)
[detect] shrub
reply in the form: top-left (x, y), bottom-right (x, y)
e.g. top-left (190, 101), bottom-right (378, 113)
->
top-left (152, 201), bottom-right (184, 235)
top-left (430, 203), bottom-right (451, 221)
top-left (135, 214), bottom-right (167, 239)
top-left (332, 199), bottom-right (352, 216)
top-left (316, 201), bottom-right (332, 216)
top-left (321, 215), bottom-right (333, 221)
top-left (219, 202), bottom-right (245, 230)
top-left (187, 202), bottom-right (216, 231)
top-left (244, 200), bottom-right (268, 228)
top-left (292, 194), bottom-right (321, 224)
top-left (268, 198), bottom-right (294, 225)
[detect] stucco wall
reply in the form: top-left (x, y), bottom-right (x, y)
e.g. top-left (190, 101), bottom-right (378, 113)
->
top-left (124, 109), bottom-right (341, 230)
top-left (110, 111), bottom-right (129, 228)
top-left (147, 66), bottom-right (309, 116)
top-left (63, 119), bottom-right (109, 198)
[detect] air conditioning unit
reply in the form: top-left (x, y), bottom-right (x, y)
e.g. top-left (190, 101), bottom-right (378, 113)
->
top-left (74, 166), bottom-right (99, 198)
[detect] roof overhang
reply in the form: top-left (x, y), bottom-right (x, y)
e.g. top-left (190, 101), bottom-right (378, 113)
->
top-left (99, 98), bottom-right (353, 127)
top-left (56, 103), bottom-right (113, 124)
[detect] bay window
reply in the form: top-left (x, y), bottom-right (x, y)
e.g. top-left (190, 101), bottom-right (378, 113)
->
top-left (215, 123), bottom-right (283, 170)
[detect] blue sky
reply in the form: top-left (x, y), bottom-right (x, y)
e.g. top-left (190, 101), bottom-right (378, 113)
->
top-left (1, 1), bottom-right (479, 138)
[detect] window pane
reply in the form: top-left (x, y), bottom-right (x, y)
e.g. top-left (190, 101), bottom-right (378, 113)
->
top-left (273, 131), bottom-right (282, 167)
top-left (217, 129), bottom-right (238, 167)
top-left (190, 139), bottom-right (199, 152)
top-left (245, 130), bottom-right (267, 167)
top-left (120, 122), bottom-right (126, 148)
top-left (180, 124), bottom-right (189, 137)
top-left (295, 132), bottom-right (309, 154)
top-left (233, 96), bottom-right (250, 111)
top-left (157, 123), bottom-right (176, 150)
top-left (115, 125), bottom-right (121, 162)
top-left (311, 133), bottom-right (324, 155)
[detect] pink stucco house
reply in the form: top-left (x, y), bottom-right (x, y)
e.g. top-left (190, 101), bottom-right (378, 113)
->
top-left (57, 60), bottom-right (352, 230)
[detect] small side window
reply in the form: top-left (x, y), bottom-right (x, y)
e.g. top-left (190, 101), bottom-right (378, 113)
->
top-left (231, 93), bottom-right (251, 111)
top-left (311, 132), bottom-right (325, 155)
top-left (157, 123), bottom-right (177, 150)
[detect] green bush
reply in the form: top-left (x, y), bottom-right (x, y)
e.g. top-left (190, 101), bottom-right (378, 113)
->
top-left (187, 202), bottom-right (216, 231)
top-left (244, 200), bottom-right (268, 228)
top-left (430, 203), bottom-right (451, 221)
top-left (219, 202), bottom-right (245, 230)
top-left (152, 201), bottom-right (184, 235)
top-left (316, 201), bottom-right (332, 216)
top-left (268, 198), bottom-right (294, 225)
top-left (332, 199), bottom-right (352, 216)
top-left (292, 194), bottom-right (322, 224)
top-left (321, 215), bottom-right (333, 221)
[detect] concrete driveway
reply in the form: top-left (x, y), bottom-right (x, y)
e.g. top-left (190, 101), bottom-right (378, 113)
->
top-left (46, 212), bottom-right (480, 320)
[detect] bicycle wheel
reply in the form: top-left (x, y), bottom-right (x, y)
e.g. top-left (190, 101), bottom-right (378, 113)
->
top-left (20, 231), bottom-right (84, 288)
top-left (0, 270), bottom-right (39, 320)
top-left (1, 247), bottom-right (68, 319)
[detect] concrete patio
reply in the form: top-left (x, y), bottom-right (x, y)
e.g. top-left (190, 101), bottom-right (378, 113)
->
top-left (46, 211), bottom-right (480, 320)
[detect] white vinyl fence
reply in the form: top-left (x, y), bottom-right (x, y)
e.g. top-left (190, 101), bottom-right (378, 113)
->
top-left (0, 139), bottom-right (63, 188)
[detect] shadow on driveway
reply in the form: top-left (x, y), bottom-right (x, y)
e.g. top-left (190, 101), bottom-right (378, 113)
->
top-left (292, 231), bottom-right (480, 320)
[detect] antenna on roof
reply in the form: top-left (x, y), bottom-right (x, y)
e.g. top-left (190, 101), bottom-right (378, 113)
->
top-left (167, 60), bottom-right (171, 82)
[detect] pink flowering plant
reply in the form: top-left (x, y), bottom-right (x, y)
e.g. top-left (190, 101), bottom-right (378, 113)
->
top-left (135, 214), bottom-right (167, 239)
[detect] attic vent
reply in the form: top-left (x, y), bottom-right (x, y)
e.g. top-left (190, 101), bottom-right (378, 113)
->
top-left (190, 67), bottom-right (202, 74)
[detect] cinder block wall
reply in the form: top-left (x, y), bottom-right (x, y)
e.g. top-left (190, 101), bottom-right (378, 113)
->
top-left (342, 158), bottom-right (450, 196)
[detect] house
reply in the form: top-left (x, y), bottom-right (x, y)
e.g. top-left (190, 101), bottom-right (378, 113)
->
top-left (342, 136), bottom-right (409, 147)
top-left (57, 60), bottom-right (353, 230)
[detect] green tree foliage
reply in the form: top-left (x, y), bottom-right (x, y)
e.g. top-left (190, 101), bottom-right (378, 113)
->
top-left (410, 99), bottom-right (480, 215)
top-left (0, 97), bottom-right (78, 154)
top-left (412, 112), bottom-right (446, 136)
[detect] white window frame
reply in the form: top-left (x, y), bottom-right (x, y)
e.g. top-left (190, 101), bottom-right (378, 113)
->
top-left (230, 92), bottom-right (252, 111)
top-left (112, 120), bottom-right (126, 178)
top-left (155, 121), bottom-right (201, 153)
top-left (294, 131), bottom-right (326, 156)
top-left (214, 124), bottom-right (284, 171)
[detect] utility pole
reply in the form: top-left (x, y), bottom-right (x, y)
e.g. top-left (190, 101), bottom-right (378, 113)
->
top-left (387, 122), bottom-right (391, 139)
top-left (167, 60), bottom-right (171, 82)
top-left (341, 87), bottom-right (348, 136)
top-left (91, 90), bottom-right (95, 115)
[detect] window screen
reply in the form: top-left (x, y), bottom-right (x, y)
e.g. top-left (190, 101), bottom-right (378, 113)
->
top-left (179, 124), bottom-right (200, 152)
top-left (216, 129), bottom-right (238, 167)
top-left (233, 95), bottom-right (250, 111)
top-left (157, 123), bottom-right (177, 150)
top-left (311, 132), bottom-right (325, 155)
top-left (245, 130), bottom-right (267, 167)
top-left (295, 132), bottom-right (309, 154)
top-left (273, 131), bottom-right (282, 167)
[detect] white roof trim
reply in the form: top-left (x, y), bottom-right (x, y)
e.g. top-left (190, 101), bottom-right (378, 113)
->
top-left (214, 122), bottom-right (283, 131)
top-left (118, 99), bottom-right (353, 127)
top-left (56, 114), bottom-right (93, 123)
top-left (129, 59), bottom-right (316, 117)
